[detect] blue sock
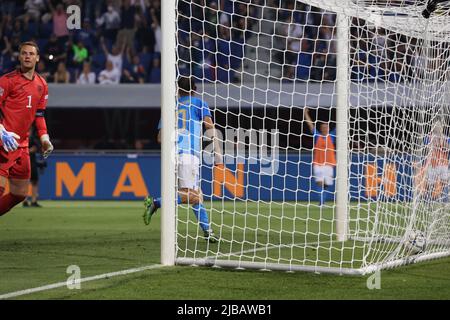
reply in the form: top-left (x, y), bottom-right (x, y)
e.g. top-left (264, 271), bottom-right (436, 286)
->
top-left (192, 204), bottom-right (210, 232)
top-left (154, 195), bottom-right (182, 209)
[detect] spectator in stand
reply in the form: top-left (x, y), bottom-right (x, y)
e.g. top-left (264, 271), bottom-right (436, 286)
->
top-left (0, 14), bottom-right (14, 38)
top-left (71, 40), bottom-right (89, 72)
top-left (204, 1), bottom-right (219, 38)
top-left (96, 2), bottom-right (121, 44)
top-left (43, 33), bottom-right (66, 74)
top-left (0, 35), bottom-right (7, 53)
top-left (20, 0), bottom-right (47, 24)
top-left (84, 0), bottom-right (103, 25)
top-left (47, 1), bottom-right (69, 46)
top-left (37, 60), bottom-right (51, 81)
top-left (1, 35), bottom-right (13, 58)
top-left (77, 61), bottom-right (96, 84)
top-left (100, 36), bottom-right (126, 78)
top-left (149, 56), bottom-right (161, 83)
top-left (134, 16), bottom-right (155, 54)
top-left (285, 15), bottom-right (304, 66)
top-left (7, 35), bottom-right (21, 63)
top-left (99, 60), bottom-right (120, 84)
top-left (11, 19), bottom-right (25, 42)
top-left (149, 0), bottom-right (161, 22)
top-left (116, 0), bottom-right (136, 52)
top-left (150, 7), bottom-right (161, 54)
top-left (122, 53), bottom-right (146, 83)
top-left (0, 1), bottom-right (16, 16)
top-left (74, 19), bottom-right (96, 53)
top-left (53, 61), bottom-right (71, 83)
top-left (0, 37), bottom-right (14, 74)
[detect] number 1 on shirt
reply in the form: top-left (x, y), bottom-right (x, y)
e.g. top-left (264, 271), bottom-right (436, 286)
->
top-left (26, 95), bottom-right (32, 108)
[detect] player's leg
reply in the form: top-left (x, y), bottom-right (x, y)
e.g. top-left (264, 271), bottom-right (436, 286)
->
top-left (424, 166), bottom-right (434, 200)
top-left (29, 156), bottom-right (41, 207)
top-left (179, 154), bottom-right (216, 241)
top-left (180, 188), bottom-right (217, 243)
top-left (445, 167), bottom-right (449, 202)
top-left (183, 188), bottom-right (207, 231)
top-left (143, 154), bottom-right (198, 225)
top-left (0, 148), bottom-right (29, 216)
top-left (438, 166), bottom-right (449, 202)
top-left (0, 178), bottom-right (28, 216)
top-left (313, 165), bottom-right (326, 206)
top-left (0, 175), bottom-right (6, 197)
top-left (178, 188), bottom-right (200, 204)
top-left (323, 165), bottom-right (335, 204)
top-left (427, 166), bottom-right (439, 200)
top-left (0, 148), bottom-right (10, 197)
top-left (30, 182), bottom-right (41, 207)
top-left (23, 160), bottom-right (37, 207)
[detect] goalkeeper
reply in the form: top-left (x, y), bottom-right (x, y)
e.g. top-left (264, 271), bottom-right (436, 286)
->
top-left (143, 76), bottom-right (222, 243)
top-left (304, 108), bottom-right (336, 206)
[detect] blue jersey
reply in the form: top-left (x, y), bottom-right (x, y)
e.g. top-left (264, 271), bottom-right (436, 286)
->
top-left (158, 96), bottom-right (211, 157)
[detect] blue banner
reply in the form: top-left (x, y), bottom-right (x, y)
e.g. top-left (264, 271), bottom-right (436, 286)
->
top-left (37, 154), bottom-right (161, 200)
top-left (32, 153), bottom-right (417, 201)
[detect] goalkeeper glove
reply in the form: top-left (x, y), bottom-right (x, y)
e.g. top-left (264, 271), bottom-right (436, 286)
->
top-left (0, 127), bottom-right (20, 152)
top-left (40, 134), bottom-right (54, 159)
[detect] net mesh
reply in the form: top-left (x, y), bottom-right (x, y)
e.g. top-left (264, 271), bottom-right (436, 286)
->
top-left (173, 0), bottom-right (450, 273)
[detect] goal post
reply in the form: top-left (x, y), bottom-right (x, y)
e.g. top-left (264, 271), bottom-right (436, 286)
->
top-left (335, 11), bottom-right (350, 242)
top-left (160, 0), bottom-right (177, 266)
top-left (163, 0), bottom-right (450, 274)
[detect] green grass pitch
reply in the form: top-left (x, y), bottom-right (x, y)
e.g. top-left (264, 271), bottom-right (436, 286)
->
top-left (0, 201), bottom-right (449, 300)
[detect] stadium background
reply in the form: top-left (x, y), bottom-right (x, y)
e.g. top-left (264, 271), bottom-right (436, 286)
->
top-left (0, 0), bottom-right (449, 302)
top-left (1, 0), bottom-right (412, 201)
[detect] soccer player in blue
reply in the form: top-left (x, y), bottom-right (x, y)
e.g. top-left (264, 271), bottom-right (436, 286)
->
top-left (143, 76), bottom-right (221, 243)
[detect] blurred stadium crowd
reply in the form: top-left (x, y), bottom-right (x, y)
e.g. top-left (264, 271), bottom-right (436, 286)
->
top-left (177, 0), bottom-right (414, 84)
top-left (0, 0), bottom-right (416, 85)
top-left (0, 0), bottom-right (162, 84)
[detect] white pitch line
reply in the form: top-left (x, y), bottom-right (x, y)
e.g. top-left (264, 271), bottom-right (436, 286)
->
top-left (0, 264), bottom-right (164, 300)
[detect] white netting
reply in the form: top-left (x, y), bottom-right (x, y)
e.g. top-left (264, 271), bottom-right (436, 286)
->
top-left (173, 0), bottom-right (450, 274)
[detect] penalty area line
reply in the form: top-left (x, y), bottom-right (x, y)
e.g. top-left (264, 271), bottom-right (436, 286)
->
top-left (0, 264), bottom-right (164, 300)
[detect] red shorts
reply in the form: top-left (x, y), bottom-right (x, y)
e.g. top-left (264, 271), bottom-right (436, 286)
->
top-left (0, 147), bottom-right (31, 180)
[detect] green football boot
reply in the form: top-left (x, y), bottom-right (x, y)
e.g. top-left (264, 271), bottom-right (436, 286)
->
top-left (143, 196), bottom-right (158, 225)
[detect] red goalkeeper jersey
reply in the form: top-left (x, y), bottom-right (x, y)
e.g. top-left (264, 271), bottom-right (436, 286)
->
top-left (0, 69), bottom-right (48, 148)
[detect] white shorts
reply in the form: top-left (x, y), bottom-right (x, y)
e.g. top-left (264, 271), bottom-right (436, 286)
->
top-left (313, 165), bottom-right (334, 186)
top-left (178, 153), bottom-right (200, 190)
top-left (426, 165), bottom-right (449, 185)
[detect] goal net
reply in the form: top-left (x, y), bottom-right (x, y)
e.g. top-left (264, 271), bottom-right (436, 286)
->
top-left (167, 0), bottom-right (450, 274)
